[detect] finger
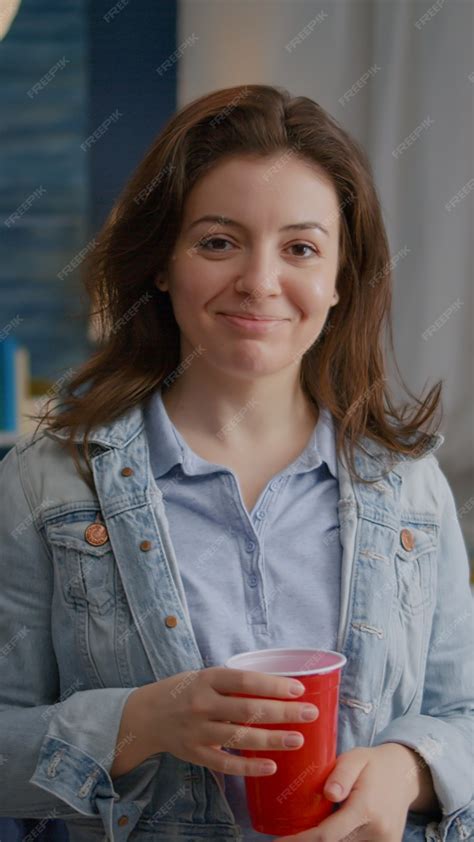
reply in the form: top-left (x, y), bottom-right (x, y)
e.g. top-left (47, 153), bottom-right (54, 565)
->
top-left (211, 666), bottom-right (306, 700)
top-left (277, 799), bottom-right (370, 842)
top-left (315, 794), bottom-right (371, 841)
top-left (277, 826), bottom-right (334, 842)
top-left (198, 745), bottom-right (278, 777)
top-left (201, 720), bottom-right (305, 752)
top-left (277, 829), bottom-right (323, 841)
top-left (211, 692), bottom-right (319, 726)
top-left (323, 747), bottom-right (370, 802)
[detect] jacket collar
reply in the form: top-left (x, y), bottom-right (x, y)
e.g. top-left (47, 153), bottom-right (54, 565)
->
top-left (46, 401), bottom-right (445, 482)
top-left (354, 428), bottom-right (444, 478)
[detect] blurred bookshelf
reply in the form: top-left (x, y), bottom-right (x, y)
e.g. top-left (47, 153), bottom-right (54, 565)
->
top-left (0, 337), bottom-right (50, 458)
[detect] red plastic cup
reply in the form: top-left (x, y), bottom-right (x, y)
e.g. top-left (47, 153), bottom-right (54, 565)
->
top-left (224, 647), bottom-right (347, 836)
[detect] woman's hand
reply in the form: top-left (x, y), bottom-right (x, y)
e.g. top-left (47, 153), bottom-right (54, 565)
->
top-left (277, 743), bottom-right (438, 841)
top-left (136, 666), bottom-right (319, 777)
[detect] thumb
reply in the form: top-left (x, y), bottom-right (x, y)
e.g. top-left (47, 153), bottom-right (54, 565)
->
top-left (323, 748), bottom-right (370, 802)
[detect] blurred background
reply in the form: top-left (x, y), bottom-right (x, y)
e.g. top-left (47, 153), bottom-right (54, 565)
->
top-left (0, 0), bottom-right (472, 835)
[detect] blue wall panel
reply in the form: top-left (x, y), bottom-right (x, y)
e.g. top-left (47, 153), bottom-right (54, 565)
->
top-left (0, 0), bottom-right (89, 382)
top-left (88, 0), bottom-right (178, 231)
top-left (0, 0), bottom-right (177, 382)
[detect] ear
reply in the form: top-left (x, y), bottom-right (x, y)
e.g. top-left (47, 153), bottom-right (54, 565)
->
top-left (332, 289), bottom-right (340, 306)
top-left (155, 272), bottom-right (169, 293)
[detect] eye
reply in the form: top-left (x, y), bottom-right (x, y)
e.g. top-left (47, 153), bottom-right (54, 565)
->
top-left (196, 237), bottom-right (320, 258)
top-left (196, 236), bottom-right (233, 252)
top-left (287, 242), bottom-right (320, 258)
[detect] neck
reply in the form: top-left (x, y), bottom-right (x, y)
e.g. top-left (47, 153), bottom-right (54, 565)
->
top-left (161, 366), bottom-right (318, 446)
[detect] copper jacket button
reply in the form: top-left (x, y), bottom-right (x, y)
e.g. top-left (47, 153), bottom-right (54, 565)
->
top-left (165, 615), bottom-right (178, 628)
top-left (140, 540), bottom-right (152, 552)
top-left (400, 528), bottom-right (415, 551)
top-left (121, 467), bottom-right (134, 477)
top-left (117, 815), bottom-right (129, 827)
top-left (84, 523), bottom-right (109, 546)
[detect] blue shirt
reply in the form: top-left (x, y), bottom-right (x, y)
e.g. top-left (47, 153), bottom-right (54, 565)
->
top-left (144, 386), bottom-right (343, 840)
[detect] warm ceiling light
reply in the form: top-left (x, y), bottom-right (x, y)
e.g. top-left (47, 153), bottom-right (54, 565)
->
top-left (0, 0), bottom-right (22, 40)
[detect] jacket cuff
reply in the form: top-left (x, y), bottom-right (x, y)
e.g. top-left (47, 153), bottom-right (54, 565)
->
top-left (372, 713), bottom-right (473, 840)
top-left (404, 805), bottom-right (473, 841)
top-left (29, 687), bottom-right (160, 840)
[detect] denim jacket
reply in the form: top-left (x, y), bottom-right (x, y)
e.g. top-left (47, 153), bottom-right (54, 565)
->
top-left (0, 402), bottom-right (473, 842)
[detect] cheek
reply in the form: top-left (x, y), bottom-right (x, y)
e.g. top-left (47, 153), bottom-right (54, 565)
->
top-left (169, 268), bottom-right (207, 316)
top-left (292, 276), bottom-right (335, 316)
top-left (174, 259), bottom-right (223, 302)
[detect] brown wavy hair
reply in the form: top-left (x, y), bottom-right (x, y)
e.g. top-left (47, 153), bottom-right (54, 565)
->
top-left (34, 83), bottom-right (442, 490)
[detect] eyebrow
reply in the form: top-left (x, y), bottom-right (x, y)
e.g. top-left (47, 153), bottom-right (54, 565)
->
top-left (186, 214), bottom-right (330, 237)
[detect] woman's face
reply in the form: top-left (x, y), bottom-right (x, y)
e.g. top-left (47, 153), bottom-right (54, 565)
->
top-left (155, 153), bottom-right (340, 379)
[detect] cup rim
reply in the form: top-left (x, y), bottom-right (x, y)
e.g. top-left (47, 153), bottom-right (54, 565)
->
top-left (224, 647), bottom-right (347, 676)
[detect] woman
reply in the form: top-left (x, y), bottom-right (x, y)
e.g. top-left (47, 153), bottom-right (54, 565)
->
top-left (0, 84), bottom-right (472, 842)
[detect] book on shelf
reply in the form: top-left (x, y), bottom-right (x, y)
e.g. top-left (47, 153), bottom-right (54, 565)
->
top-left (0, 337), bottom-right (35, 440)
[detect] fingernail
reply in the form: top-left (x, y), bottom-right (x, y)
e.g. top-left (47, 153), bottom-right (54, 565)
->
top-left (326, 782), bottom-right (343, 798)
top-left (284, 733), bottom-right (304, 747)
top-left (260, 761), bottom-right (277, 774)
top-left (289, 681), bottom-right (305, 696)
top-left (302, 705), bottom-right (318, 721)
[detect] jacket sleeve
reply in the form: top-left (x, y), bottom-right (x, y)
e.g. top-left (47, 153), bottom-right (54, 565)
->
top-left (372, 458), bottom-right (474, 842)
top-left (0, 442), bottom-right (161, 840)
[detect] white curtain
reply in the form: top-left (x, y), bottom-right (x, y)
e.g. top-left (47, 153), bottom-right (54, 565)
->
top-left (178, 0), bottom-right (473, 555)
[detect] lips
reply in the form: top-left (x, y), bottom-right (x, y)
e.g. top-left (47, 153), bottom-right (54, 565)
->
top-left (219, 312), bottom-right (286, 321)
top-left (217, 312), bottom-right (288, 333)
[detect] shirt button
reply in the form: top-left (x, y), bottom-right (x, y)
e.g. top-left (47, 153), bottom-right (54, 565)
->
top-left (400, 528), bottom-right (415, 551)
top-left (165, 615), bottom-right (178, 628)
top-left (117, 815), bottom-right (129, 827)
top-left (248, 574), bottom-right (258, 587)
top-left (140, 540), bottom-right (152, 552)
top-left (121, 467), bottom-right (134, 477)
top-left (256, 510), bottom-right (266, 520)
top-left (245, 540), bottom-right (256, 552)
top-left (270, 480), bottom-right (280, 491)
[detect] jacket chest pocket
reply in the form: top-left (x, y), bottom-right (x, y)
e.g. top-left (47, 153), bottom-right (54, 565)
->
top-left (394, 523), bottom-right (438, 615)
top-left (45, 511), bottom-right (157, 689)
top-left (46, 517), bottom-right (116, 615)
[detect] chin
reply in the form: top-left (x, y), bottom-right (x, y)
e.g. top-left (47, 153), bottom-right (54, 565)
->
top-left (215, 355), bottom-right (290, 379)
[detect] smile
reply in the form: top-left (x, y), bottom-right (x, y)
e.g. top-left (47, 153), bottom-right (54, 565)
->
top-left (217, 313), bottom-right (288, 333)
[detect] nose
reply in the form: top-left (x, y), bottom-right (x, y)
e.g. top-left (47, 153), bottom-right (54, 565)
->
top-left (233, 247), bottom-right (282, 301)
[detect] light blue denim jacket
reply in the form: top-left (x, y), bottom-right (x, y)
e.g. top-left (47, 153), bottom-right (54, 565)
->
top-left (0, 402), bottom-right (473, 842)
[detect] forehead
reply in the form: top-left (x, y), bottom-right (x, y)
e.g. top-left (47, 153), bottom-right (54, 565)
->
top-left (182, 154), bottom-right (340, 230)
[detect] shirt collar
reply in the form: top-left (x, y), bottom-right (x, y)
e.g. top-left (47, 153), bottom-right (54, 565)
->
top-left (142, 387), bottom-right (185, 479)
top-left (143, 386), bottom-right (339, 481)
top-left (295, 404), bottom-right (339, 479)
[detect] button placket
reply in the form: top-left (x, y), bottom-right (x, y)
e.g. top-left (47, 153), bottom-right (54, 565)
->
top-left (242, 533), bottom-right (261, 598)
top-left (246, 545), bottom-right (267, 624)
top-left (246, 581), bottom-right (265, 622)
top-left (248, 491), bottom-right (273, 621)
top-left (252, 478), bottom-right (280, 527)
